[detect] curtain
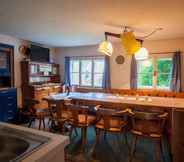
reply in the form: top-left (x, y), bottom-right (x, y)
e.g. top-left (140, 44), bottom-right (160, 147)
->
top-left (130, 55), bottom-right (137, 89)
top-left (64, 57), bottom-right (71, 86)
top-left (102, 56), bottom-right (111, 88)
top-left (170, 51), bottom-right (181, 92)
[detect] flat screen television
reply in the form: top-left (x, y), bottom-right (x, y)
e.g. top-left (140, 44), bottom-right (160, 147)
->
top-left (30, 45), bottom-right (50, 62)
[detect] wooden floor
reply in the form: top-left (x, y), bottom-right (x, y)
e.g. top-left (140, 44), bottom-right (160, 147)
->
top-left (22, 119), bottom-right (171, 162)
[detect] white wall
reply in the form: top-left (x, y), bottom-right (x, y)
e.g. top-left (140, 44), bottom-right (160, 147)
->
top-left (0, 34), bottom-right (56, 106)
top-left (54, 38), bottom-right (184, 90)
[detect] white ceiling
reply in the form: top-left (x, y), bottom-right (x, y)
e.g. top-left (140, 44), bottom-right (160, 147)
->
top-left (0, 0), bottom-right (184, 47)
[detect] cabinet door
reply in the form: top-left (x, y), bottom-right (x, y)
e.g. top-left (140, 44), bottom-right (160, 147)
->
top-left (0, 92), bottom-right (5, 121)
top-left (0, 88), bottom-right (17, 122)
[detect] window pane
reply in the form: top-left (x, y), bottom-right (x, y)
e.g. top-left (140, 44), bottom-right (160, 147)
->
top-left (137, 73), bottom-right (153, 88)
top-left (137, 59), bottom-right (153, 88)
top-left (94, 59), bottom-right (104, 73)
top-left (157, 58), bottom-right (172, 73)
top-left (70, 73), bottom-right (79, 85)
top-left (157, 73), bottom-right (171, 89)
top-left (70, 60), bottom-right (79, 72)
top-left (81, 60), bottom-right (92, 73)
top-left (94, 74), bottom-right (103, 87)
top-left (157, 58), bottom-right (172, 89)
top-left (137, 59), bottom-right (153, 73)
top-left (81, 73), bottom-right (92, 86)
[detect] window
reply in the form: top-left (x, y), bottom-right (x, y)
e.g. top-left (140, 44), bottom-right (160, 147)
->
top-left (137, 56), bottom-right (172, 90)
top-left (70, 57), bottom-right (105, 88)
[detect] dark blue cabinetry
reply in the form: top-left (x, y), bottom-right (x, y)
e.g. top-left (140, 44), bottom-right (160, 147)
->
top-left (0, 88), bottom-right (17, 122)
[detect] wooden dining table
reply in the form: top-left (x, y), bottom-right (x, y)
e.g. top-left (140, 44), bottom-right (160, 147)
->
top-left (44, 92), bottom-right (184, 162)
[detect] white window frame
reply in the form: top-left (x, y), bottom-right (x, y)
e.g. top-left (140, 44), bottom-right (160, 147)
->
top-left (137, 54), bottom-right (173, 90)
top-left (70, 56), bottom-right (105, 88)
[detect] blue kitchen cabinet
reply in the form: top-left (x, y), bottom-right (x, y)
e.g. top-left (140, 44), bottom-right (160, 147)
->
top-left (0, 88), bottom-right (17, 122)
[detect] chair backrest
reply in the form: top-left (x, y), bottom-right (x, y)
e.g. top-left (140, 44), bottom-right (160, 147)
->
top-left (130, 110), bottom-right (168, 130)
top-left (66, 104), bottom-right (89, 125)
top-left (132, 111), bottom-right (162, 120)
top-left (95, 107), bottom-right (128, 130)
top-left (24, 98), bottom-right (39, 113)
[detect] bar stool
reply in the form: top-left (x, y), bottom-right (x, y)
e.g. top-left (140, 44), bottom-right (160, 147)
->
top-left (92, 106), bottom-right (129, 159)
top-left (66, 104), bottom-right (97, 152)
top-left (129, 109), bottom-right (168, 162)
top-left (22, 98), bottom-right (50, 130)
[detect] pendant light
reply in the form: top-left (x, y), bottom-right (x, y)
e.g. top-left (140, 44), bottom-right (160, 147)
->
top-left (98, 27), bottom-right (162, 58)
top-left (134, 39), bottom-right (149, 60)
top-left (98, 34), bottom-right (113, 56)
top-left (134, 47), bottom-right (149, 60)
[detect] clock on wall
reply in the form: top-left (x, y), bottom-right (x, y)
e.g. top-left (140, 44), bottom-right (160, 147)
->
top-left (115, 55), bottom-right (125, 64)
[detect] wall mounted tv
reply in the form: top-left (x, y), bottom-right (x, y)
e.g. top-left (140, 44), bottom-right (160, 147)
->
top-left (30, 45), bottom-right (50, 62)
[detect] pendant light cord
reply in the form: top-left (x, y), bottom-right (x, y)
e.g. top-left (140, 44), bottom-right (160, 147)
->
top-left (141, 28), bottom-right (163, 39)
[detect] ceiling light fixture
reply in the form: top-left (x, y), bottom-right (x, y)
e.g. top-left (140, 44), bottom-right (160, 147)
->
top-left (98, 27), bottom-right (162, 60)
top-left (134, 47), bottom-right (149, 60)
top-left (98, 33), bottom-right (113, 56)
top-left (134, 39), bottom-right (149, 60)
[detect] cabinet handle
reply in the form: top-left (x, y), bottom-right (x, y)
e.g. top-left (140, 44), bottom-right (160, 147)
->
top-left (8, 103), bottom-right (12, 106)
top-left (8, 97), bottom-right (13, 99)
top-left (8, 110), bottom-right (13, 113)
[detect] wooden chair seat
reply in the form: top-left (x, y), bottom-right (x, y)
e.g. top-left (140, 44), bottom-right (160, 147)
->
top-left (35, 109), bottom-right (50, 117)
top-left (131, 120), bottom-right (162, 137)
top-left (96, 118), bottom-right (127, 132)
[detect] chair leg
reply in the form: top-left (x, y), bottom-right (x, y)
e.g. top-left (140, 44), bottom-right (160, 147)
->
top-left (103, 131), bottom-right (107, 140)
top-left (69, 127), bottom-right (73, 141)
top-left (81, 127), bottom-right (87, 151)
top-left (28, 118), bottom-right (33, 128)
top-left (155, 140), bottom-right (161, 162)
top-left (38, 118), bottom-right (41, 130)
top-left (74, 128), bottom-right (78, 136)
top-left (42, 118), bottom-right (45, 130)
top-left (48, 118), bottom-right (51, 125)
top-left (165, 133), bottom-right (173, 162)
top-left (129, 135), bottom-right (138, 162)
top-left (160, 139), bottom-right (165, 162)
top-left (91, 128), bottom-right (101, 158)
top-left (124, 132), bottom-right (130, 151)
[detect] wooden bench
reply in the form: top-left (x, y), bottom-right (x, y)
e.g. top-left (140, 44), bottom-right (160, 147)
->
top-left (75, 87), bottom-right (184, 98)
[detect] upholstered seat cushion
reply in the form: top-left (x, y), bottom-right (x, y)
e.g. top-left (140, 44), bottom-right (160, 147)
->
top-left (131, 120), bottom-right (162, 137)
top-left (96, 118), bottom-right (127, 132)
top-left (61, 111), bottom-right (72, 119)
top-left (68, 114), bottom-right (96, 127)
top-left (78, 114), bottom-right (96, 126)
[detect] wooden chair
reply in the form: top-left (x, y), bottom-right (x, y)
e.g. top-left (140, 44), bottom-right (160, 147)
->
top-left (92, 106), bottom-right (129, 159)
top-left (22, 98), bottom-right (50, 130)
top-left (129, 109), bottom-right (168, 162)
top-left (66, 104), bottom-right (97, 151)
top-left (47, 99), bottom-right (73, 133)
